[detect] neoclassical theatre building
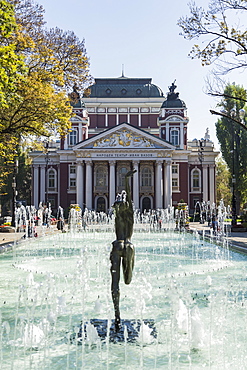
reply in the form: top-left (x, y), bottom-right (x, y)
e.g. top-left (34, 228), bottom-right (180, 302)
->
top-left (30, 76), bottom-right (219, 214)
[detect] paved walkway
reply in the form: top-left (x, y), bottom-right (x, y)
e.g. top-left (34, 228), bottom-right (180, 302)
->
top-left (0, 224), bottom-right (60, 253)
top-left (1, 222), bottom-right (247, 254)
top-left (189, 222), bottom-right (247, 253)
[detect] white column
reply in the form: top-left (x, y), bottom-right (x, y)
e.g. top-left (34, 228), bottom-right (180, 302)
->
top-left (85, 160), bottom-right (93, 209)
top-left (155, 160), bottom-right (163, 209)
top-left (76, 160), bottom-right (84, 208)
top-left (116, 114), bottom-right (119, 125)
top-left (166, 124), bottom-right (169, 142)
top-left (57, 164), bottom-right (60, 208)
top-left (33, 165), bottom-right (39, 208)
top-left (105, 114), bottom-right (108, 127)
top-left (202, 165), bottom-right (208, 202)
top-left (78, 122), bottom-right (82, 142)
top-left (180, 122), bottom-right (184, 149)
top-left (165, 159), bottom-right (172, 208)
top-left (138, 114), bottom-right (141, 127)
top-left (163, 162), bottom-right (166, 208)
top-left (64, 135), bottom-right (68, 149)
top-left (127, 113), bottom-right (130, 123)
top-left (209, 165), bottom-right (215, 204)
top-left (109, 160), bottom-right (116, 208)
top-left (133, 161), bottom-right (139, 210)
top-left (40, 165), bottom-right (46, 204)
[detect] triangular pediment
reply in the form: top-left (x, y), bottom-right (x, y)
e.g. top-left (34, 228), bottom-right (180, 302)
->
top-left (73, 123), bottom-right (175, 150)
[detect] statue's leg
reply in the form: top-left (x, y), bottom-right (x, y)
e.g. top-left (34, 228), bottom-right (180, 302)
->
top-left (110, 241), bottom-right (123, 330)
top-left (122, 241), bottom-right (135, 285)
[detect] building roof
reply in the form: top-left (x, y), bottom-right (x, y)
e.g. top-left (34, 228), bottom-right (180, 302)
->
top-left (85, 76), bottom-right (164, 98)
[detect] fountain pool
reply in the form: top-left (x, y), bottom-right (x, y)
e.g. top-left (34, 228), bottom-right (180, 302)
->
top-left (1, 227), bottom-right (247, 369)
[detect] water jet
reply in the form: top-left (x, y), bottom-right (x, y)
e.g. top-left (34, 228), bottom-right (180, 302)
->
top-left (1, 210), bottom-right (247, 368)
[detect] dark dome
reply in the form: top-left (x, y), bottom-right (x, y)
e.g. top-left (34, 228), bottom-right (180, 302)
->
top-left (86, 77), bottom-right (164, 98)
top-left (161, 98), bottom-right (186, 108)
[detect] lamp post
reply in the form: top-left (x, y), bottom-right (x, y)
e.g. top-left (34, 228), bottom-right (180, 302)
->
top-left (197, 139), bottom-right (205, 202)
top-left (45, 141), bottom-right (49, 205)
top-left (11, 159), bottom-right (19, 227)
top-left (230, 108), bottom-right (245, 227)
top-left (196, 138), bottom-right (206, 223)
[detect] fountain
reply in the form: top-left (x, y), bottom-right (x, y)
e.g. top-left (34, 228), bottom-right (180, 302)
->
top-left (1, 205), bottom-right (247, 369)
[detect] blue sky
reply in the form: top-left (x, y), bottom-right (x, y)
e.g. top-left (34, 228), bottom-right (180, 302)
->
top-left (37, 0), bottom-right (247, 151)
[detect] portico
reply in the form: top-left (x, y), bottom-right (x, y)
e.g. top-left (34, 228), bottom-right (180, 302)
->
top-left (73, 122), bottom-right (175, 212)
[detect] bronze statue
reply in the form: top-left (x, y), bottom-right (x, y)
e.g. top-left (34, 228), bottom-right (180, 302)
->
top-left (167, 80), bottom-right (179, 100)
top-left (110, 170), bottom-right (136, 330)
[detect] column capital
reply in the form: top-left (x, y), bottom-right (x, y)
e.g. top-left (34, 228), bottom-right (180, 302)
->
top-left (109, 160), bottom-right (116, 166)
top-left (155, 159), bottom-right (163, 166)
top-left (132, 160), bottom-right (140, 166)
top-left (76, 158), bottom-right (84, 165)
top-left (84, 159), bottom-right (93, 166)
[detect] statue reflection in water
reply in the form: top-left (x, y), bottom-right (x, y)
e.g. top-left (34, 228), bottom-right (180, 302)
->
top-left (110, 170), bottom-right (136, 331)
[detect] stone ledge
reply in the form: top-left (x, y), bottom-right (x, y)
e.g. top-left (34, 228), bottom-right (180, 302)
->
top-left (231, 227), bottom-right (247, 232)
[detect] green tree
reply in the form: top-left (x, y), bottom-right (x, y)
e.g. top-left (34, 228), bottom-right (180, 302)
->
top-left (0, 0), bottom-right (92, 148)
top-left (1, 151), bottom-right (31, 215)
top-left (0, 0), bottom-right (92, 190)
top-left (216, 83), bottom-right (247, 213)
top-left (0, 0), bottom-right (26, 108)
top-left (216, 156), bottom-right (231, 206)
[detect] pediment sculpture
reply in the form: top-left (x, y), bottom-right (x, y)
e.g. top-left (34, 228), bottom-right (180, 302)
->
top-left (93, 129), bottom-right (155, 148)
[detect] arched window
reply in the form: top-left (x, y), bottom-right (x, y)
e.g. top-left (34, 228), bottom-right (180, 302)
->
top-left (118, 167), bottom-right (128, 187)
top-left (141, 167), bottom-right (152, 186)
top-left (69, 129), bottom-right (77, 146)
top-left (191, 168), bottom-right (200, 190)
top-left (47, 168), bottom-right (57, 191)
top-left (170, 129), bottom-right (179, 146)
top-left (95, 166), bottom-right (107, 186)
top-left (142, 197), bottom-right (151, 212)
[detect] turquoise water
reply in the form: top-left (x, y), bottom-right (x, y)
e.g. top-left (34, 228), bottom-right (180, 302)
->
top-left (1, 228), bottom-right (247, 369)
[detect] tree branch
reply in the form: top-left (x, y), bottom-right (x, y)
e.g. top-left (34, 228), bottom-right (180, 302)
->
top-left (210, 109), bottom-right (247, 130)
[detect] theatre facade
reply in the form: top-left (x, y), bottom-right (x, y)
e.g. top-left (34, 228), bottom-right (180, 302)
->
top-left (30, 76), bottom-right (219, 214)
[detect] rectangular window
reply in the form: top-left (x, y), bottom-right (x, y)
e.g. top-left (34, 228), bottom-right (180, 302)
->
top-left (171, 130), bottom-right (179, 146)
top-left (172, 165), bottom-right (178, 174)
top-left (172, 178), bottom-right (178, 187)
top-left (172, 164), bottom-right (179, 190)
top-left (69, 130), bottom-right (77, 146)
top-left (70, 178), bottom-right (76, 187)
top-left (69, 165), bottom-right (76, 188)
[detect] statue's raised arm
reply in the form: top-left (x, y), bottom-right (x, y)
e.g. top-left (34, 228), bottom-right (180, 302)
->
top-left (125, 169), bottom-right (137, 213)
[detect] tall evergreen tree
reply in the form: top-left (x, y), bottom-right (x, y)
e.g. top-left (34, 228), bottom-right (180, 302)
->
top-left (216, 83), bottom-right (247, 213)
top-left (216, 156), bottom-right (231, 206)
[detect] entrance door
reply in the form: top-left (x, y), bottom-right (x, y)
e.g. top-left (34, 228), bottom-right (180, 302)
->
top-left (96, 197), bottom-right (106, 212)
top-left (142, 197), bottom-right (151, 213)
